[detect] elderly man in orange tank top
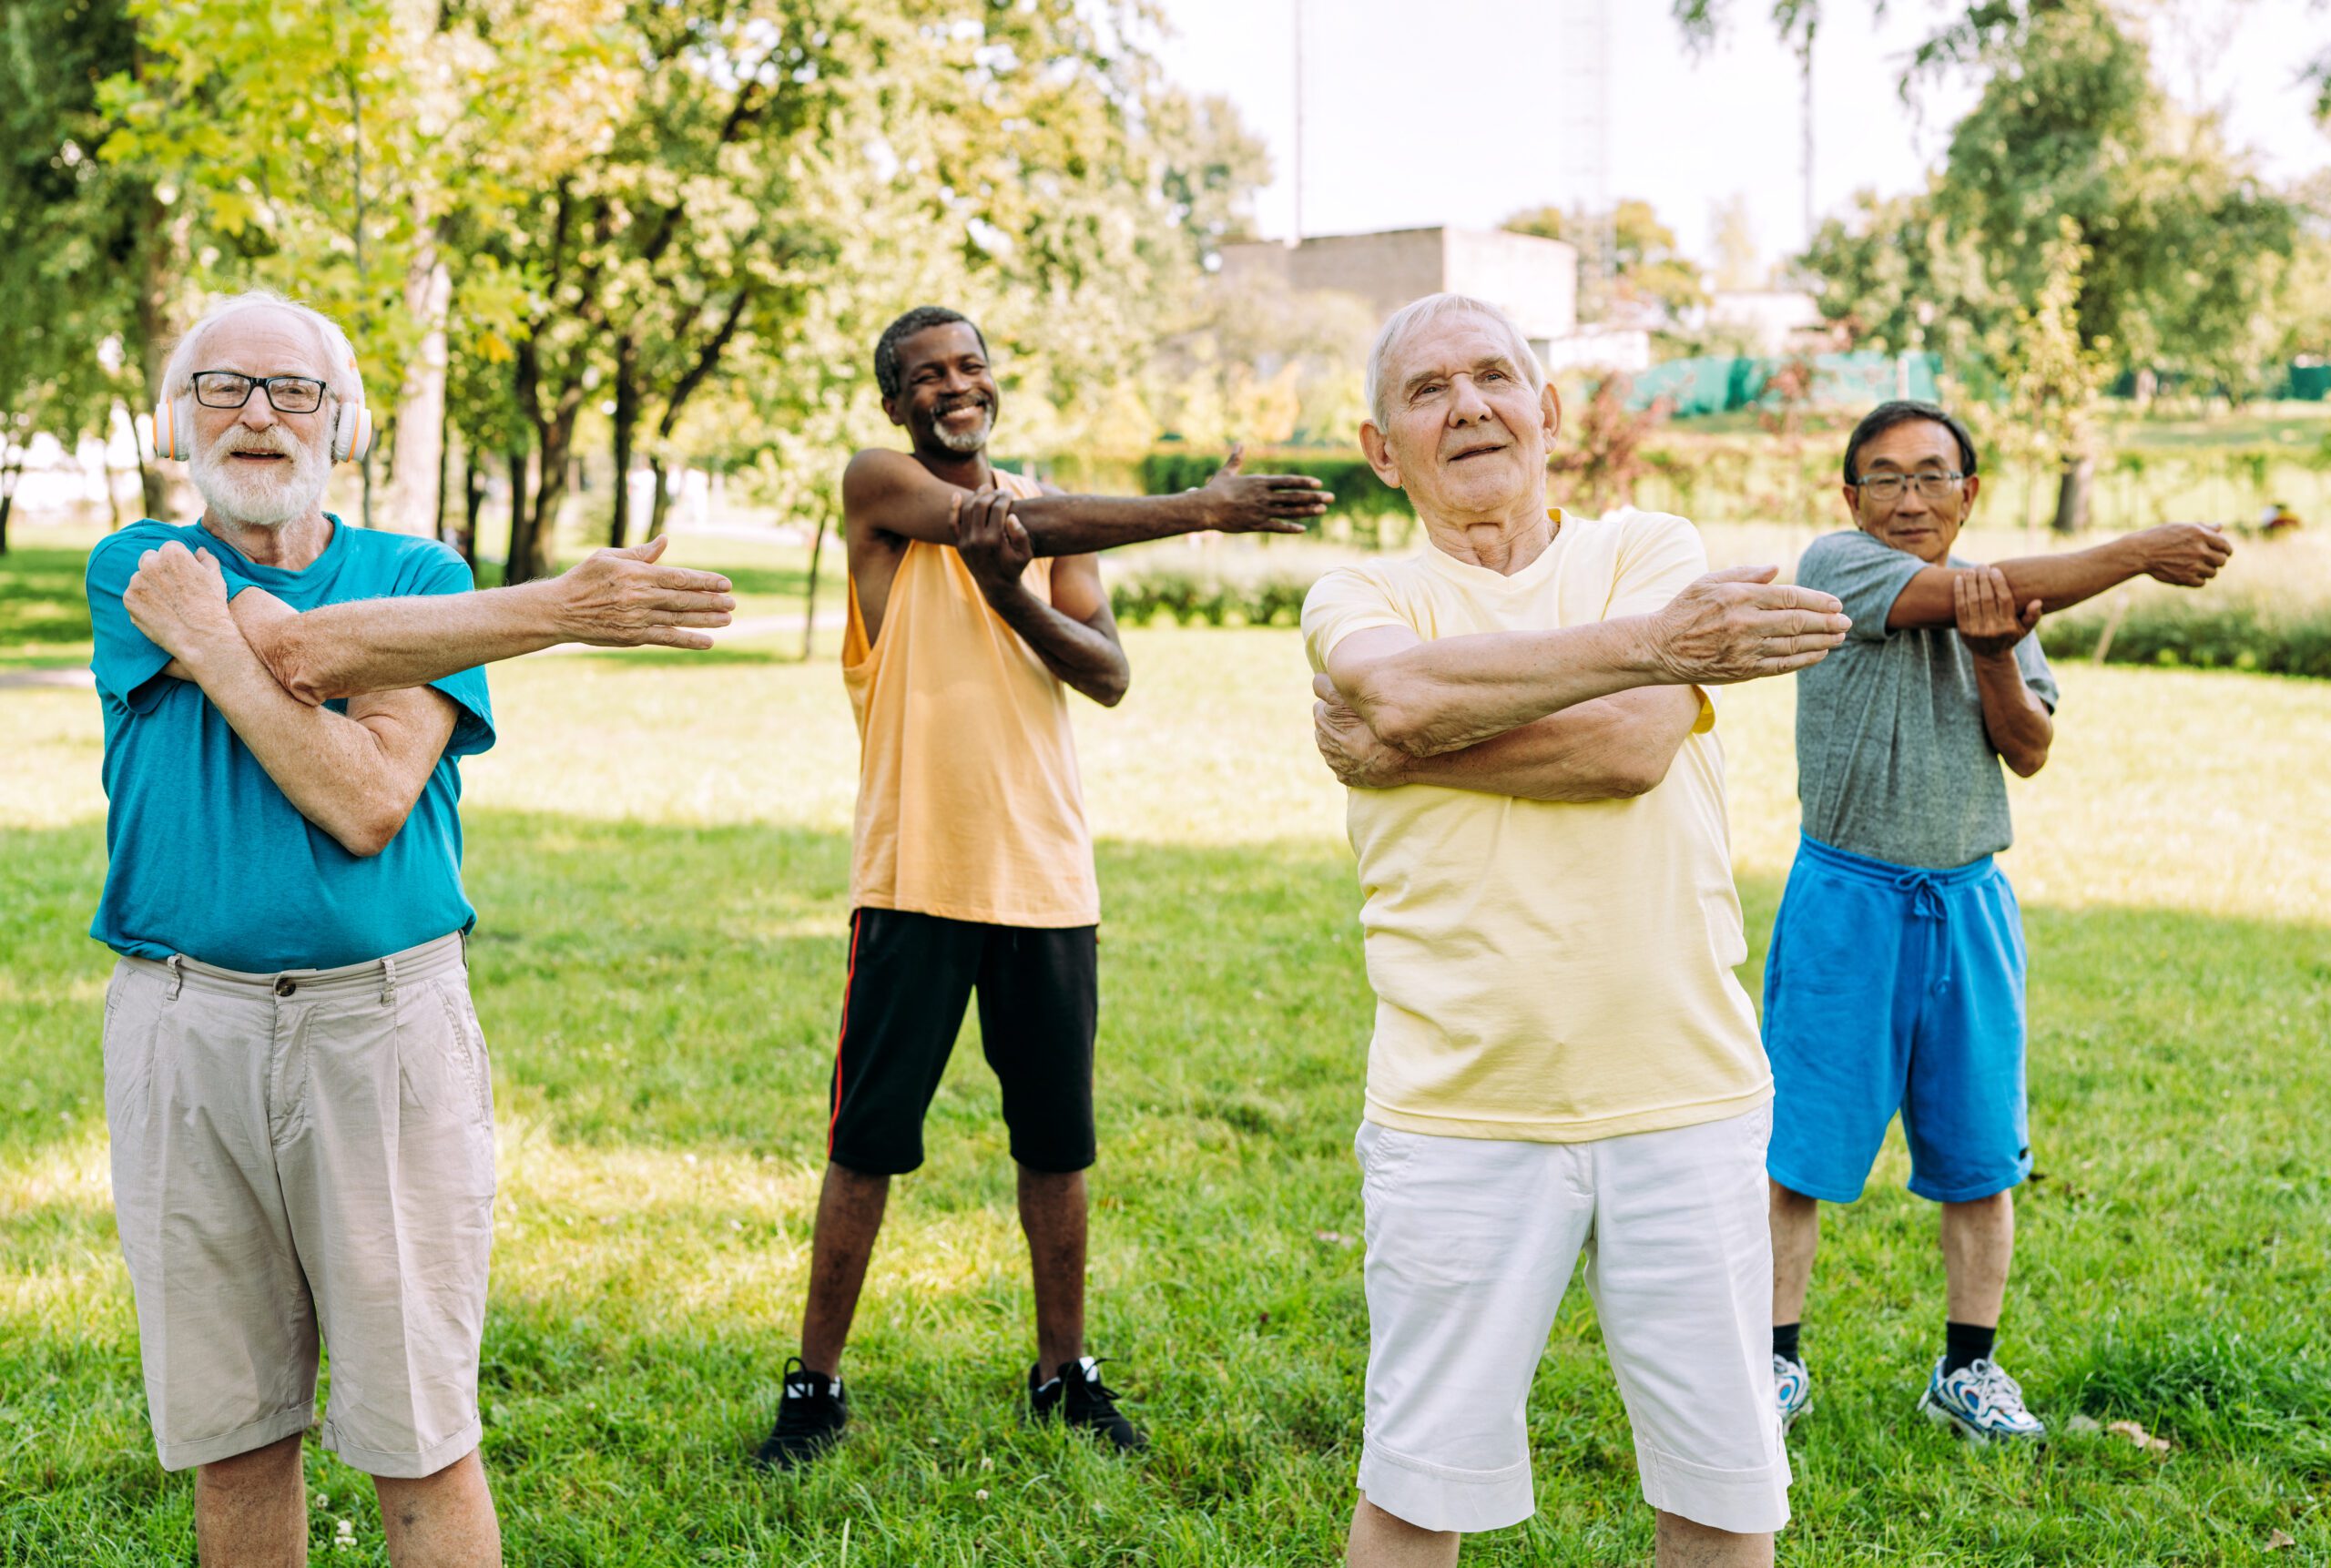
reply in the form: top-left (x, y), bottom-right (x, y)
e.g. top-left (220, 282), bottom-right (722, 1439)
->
top-left (753, 305), bottom-right (1335, 1470)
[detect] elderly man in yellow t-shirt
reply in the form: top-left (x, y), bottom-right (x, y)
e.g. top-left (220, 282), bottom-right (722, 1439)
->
top-left (1303, 293), bottom-right (1851, 1568)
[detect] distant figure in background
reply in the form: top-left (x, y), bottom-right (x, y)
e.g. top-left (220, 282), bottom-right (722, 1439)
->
top-left (87, 290), bottom-right (734, 1568)
top-left (756, 304), bottom-right (1332, 1471)
top-left (1766, 400), bottom-right (2232, 1444)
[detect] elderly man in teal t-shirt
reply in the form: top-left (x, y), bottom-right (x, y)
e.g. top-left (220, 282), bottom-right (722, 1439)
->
top-left (86, 291), bottom-right (737, 1568)
top-left (1762, 400), bottom-right (2231, 1449)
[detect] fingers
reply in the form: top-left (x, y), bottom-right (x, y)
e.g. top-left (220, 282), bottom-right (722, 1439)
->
top-left (1222, 442), bottom-right (1245, 476)
top-left (640, 627), bottom-right (718, 650)
top-left (610, 534), bottom-right (672, 563)
top-left (1702, 564), bottom-right (1782, 585)
top-left (641, 566), bottom-right (735, 595)
top-left (1313, 673), bottom-right (1337, 701)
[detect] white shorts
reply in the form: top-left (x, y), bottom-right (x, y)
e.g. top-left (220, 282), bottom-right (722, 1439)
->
top-left (1355, 1104), bottom-right (1789, 1535)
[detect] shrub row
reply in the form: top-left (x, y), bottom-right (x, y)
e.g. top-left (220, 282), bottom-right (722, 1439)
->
top-left (2041, 597), bottom-right (2331, 678)
top-left (1109, 555), bottom-right (2331, 679)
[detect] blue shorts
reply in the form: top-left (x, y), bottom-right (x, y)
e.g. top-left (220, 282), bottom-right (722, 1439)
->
top-left (1762, 836), bottom-right (2031, 1205)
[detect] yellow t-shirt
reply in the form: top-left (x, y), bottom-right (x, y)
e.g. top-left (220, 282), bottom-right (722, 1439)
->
top-left (1300, 508), bottom-right (1770, 1143)
top-left (843, 466), bottom-right (1100, 928)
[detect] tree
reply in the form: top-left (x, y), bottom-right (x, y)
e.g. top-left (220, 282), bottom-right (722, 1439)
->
top-left (1504, 199), bottom-right (1709, 320)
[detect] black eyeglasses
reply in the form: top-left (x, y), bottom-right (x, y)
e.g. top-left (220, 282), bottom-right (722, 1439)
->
top-left (191, 371), bottom-right (329, 414)
top-left (1852, 471), bottom-right (1968, 503)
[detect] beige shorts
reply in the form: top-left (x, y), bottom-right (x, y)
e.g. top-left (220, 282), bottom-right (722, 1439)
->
top-left (1355, 1103), bottom-right (1789, 1535)
top-left (103, 933), bottom-right (494, 1478)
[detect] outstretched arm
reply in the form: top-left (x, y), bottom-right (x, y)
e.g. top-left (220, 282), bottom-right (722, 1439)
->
top-left (843, 443), bottom-right (1330, 557)
top-left (1883, 523), bottom-right (2229, 630)
top-left (953, 491), bottom-right (1130, 707)
top-left (1323, 566), bottom-right (1849, 758)
top-left (1315, 677), bottom-right (1703, 801)
top-left (129, 535), bottom-right (738, 705)
top-left (121, 545), bottom-right (464, 857)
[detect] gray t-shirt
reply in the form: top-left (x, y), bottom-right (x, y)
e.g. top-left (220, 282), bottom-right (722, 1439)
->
top-left (1793, 528), bottom-right (2059, 871)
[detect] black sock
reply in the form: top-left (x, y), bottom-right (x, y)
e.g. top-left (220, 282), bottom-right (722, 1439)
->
top-left (1942, 1321), bottom-right (1996, 1376)
top-left (1773, 1322), bottom-right (1801, 1362)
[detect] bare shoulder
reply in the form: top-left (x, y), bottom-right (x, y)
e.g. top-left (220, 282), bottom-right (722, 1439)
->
top-left (842, 447), bottom-right (924, 505)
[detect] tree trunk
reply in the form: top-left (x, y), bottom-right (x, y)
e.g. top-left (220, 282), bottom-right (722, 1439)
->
top-left (0, 459), bottom-right (17, 555)
top-left (504, 447), bottom-right (529, 581)
top-left (460, 444), bottom-right (484, 568)
top-left (646, 455), bottom-right (673, 541)
top-left (134, 188), bottom-right (178, 521)
top-left (515, 409), bottom-right (579, 584)
top-left (380, 243), bottom-right (452, 534)
top-left (801, 511), bottom-right (825, 662)
top-left (2051, 451), bottom-right (2095, 535)
top-left (609, 332), bottom-right (640, 548)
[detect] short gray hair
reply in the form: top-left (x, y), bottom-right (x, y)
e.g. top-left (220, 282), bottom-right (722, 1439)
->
top-left (1364, 292), bottom-right (1546, 429)
top-left (161, 290), bottom-right (366, 409)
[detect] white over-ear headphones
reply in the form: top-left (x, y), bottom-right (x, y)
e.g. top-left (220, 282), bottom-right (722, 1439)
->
top-left (152, 356), bottom-right (373, 465)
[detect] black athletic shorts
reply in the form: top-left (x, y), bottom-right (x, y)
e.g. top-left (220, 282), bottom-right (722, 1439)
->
top-left (826, 907), bottom-right (1098, 1176)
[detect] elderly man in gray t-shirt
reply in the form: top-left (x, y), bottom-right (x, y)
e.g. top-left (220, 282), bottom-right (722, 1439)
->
top-left (1763, 401), bottom-right (2230, 1444)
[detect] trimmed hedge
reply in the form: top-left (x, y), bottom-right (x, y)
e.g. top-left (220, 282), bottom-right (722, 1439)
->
top-left (1140, 451), bottom-right (1414, 546)
top-left (1108, 551), bottom-right (2331, 679)
top-left (2041, 596), bottom-right (2331, 678)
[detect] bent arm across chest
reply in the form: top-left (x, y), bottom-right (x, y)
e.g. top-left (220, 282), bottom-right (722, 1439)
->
top-left (168, 625), bottom-right (461, 857)
top-left (1389, 686), bottom-right (1706, 801)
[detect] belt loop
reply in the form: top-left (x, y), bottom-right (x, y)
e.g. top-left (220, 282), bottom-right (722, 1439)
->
top-left (459, 928), bottom-right (470, 969)
top-left (381, 953), bottom-right (398, 1006)
top-left (165, 954), bottom-right (184, 1001)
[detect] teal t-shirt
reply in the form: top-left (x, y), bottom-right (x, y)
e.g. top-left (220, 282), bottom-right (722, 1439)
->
top-left (86, 517), bottom-right (495, 971)
top-left (1792, 528), bottom-right (2058, 871)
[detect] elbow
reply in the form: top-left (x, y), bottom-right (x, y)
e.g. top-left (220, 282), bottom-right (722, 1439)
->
top-left (2008, 747), bottom-right (2050, 779)
top-left (1603, 752), bottom-right (1674, 799)
top-left (1091, 671), bottom-right (1130, 708)
top-left (337, 799), bottom-right (412, 859)
top-left (268, 630), bottom-right (335, 706)
top-left (1351, 685), bottom-right (1438, 756)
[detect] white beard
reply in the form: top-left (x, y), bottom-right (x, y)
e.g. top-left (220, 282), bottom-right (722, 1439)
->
top-left (190, 426), bottom-right (329, 529)
top-left (931, 403), bottom-right (992, 454)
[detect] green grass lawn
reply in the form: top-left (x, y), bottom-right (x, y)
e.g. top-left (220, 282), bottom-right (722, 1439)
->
top-left (3, 539), bottom-right (2329, 1564)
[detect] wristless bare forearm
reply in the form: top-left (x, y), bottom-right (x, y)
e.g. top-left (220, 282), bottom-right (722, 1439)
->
top-left (1392, 689), bottom-right (1698, 800)
top-left (248, 581), bottom-right (565, 702)
top-left (178, 634), bottom-right (402, 850)
top-left (1990, 538), bottom-right (2143, 615)
top-left (1971, 656), bottom-right (2051, 772)
top-left (984, 585), bottom-right (1129, 704)
top-left (1352, 618), bottom-right (1663, 756)
top-left (1007, 492), bottom-right (1209, 556)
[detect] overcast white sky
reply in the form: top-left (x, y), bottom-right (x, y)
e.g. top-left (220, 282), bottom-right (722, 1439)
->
top-left (1149, 0), bottom-right (2331, 274)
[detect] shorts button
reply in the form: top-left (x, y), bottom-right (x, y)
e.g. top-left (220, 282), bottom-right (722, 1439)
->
top-left (273, 977), bottom-right (297, 997)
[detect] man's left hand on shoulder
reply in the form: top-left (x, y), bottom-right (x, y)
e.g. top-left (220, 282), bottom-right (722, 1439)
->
top-left (124, 540), bottom-right (240, 662)
top-left (1953, 566), bottom-right (2041, 660)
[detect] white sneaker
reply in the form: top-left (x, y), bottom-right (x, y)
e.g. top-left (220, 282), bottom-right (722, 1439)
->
top-left (1774, 1353), bottom-right (1812, 1431)
top-left (1918, 1356), bottom-right (2047, 1444)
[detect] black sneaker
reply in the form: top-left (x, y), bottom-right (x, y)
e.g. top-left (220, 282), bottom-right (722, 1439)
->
top-left (753, 1357), bottom-right (849, 1471)
top-left (1029, 1356), bottom-right (1146, 1452)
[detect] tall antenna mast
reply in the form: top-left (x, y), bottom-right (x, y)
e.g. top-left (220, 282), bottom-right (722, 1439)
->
top-left (1291, 0), bottom-right (1305, 243)
top-left (1556, 0), bottom-right (1613, 321)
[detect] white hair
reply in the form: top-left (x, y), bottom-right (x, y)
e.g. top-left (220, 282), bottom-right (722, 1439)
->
top-left (161, 290), bottom-right (366, 409)
top-left (1364, 292), bottom-right (1546, 429)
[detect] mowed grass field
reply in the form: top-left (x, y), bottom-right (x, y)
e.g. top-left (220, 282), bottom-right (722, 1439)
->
top-left (3, 527), bottom-right (2330, 1565)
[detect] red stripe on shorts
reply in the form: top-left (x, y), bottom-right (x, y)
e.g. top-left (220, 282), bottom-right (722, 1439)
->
top-left (827, 911), bottom-right (863, 1155)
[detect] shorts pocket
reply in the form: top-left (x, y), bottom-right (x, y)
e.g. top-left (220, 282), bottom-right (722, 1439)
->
top-left (424, 983), bottom-right (493, 1126)
top-left (100, 967), bottom-right (166, 1133)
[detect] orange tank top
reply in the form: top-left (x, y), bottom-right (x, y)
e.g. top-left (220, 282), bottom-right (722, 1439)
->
top-left (841, 466), bottom-right (1100, 928)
